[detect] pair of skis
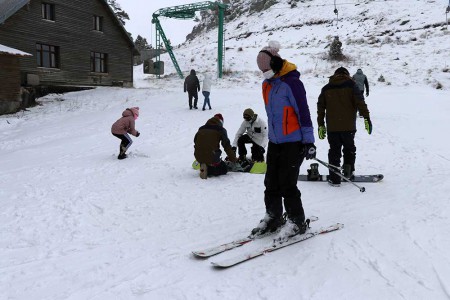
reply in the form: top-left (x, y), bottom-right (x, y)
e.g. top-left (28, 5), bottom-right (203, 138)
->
top-left (192, 217), bottom-right (344, 268)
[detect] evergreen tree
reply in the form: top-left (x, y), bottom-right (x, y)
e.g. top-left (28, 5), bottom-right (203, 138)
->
top-left (134, 35), bottom-right (149, 51)
top-left (107, 0), bottom-right (130, 26)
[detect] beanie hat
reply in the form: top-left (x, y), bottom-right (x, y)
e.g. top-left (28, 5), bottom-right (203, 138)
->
top-left (130, 107), bottom-right (139, 119)
top-left (243, 108), bottom-right (254, 118)
top-left (334, 67), bottom-right (350, 76)
top-left (214, 113), bottom-right (224, 124)
top-left (257, 41), bottom-right (281, 72)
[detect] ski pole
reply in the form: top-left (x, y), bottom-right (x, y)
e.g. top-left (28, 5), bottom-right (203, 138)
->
top-left (313, 158), bottom-right (366, 193)
top-left (315, 158), bottom-right (342, 171)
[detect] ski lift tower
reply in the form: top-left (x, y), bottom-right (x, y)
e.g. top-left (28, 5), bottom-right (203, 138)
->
top-left (151, 1), bottom-right (227, 79)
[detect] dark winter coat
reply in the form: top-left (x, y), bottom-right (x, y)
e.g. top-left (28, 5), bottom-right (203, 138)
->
top-left (352, 69), bottom-right (369, 93)
top-left (262, 61), bottom-right (315, 144)
top-left (184, 69), bottom-right (200, 93)
top-left (317, 74), bottom-right (370, 132)
top-left (111, 109), bottom-right (139, 136)
top-left (194, 117), bottom-right (237, 165)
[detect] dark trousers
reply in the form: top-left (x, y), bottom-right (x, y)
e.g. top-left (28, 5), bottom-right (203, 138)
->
top-left (188, 90), bottom-right (198, 108)
top-left (202, 91), bottom-right (211, 109)
top-left (112, 133), bottom-right (132, 154)
top-left (237, 135), bottom-right (265, 161)
top-left (207, 160), bottom-right (228, 176)
top-left (264, 141), bottom-right (305, 222)
top-left (327, 131), bottom-right (356, 182)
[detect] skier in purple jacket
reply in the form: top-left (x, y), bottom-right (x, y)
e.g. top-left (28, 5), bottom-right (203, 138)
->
top-left (251, 41), bottom-right (316, 240)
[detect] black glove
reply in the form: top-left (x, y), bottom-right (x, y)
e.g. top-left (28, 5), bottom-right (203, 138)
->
top-left (303, 143), bottom-right (316, 160)
top-left (136, 131), bottom-right (140, 137)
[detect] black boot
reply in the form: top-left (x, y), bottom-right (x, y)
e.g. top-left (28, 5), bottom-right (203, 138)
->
top-left (343, 164), bottom-right (355, 180)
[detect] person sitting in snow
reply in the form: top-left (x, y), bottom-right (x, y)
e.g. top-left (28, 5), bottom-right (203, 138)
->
top-left (194, 113), bottom-right (238, 179)
top-left (111, 107), bottom-right (140, 160)
top-left (232, 108), bottom-right (268, 162)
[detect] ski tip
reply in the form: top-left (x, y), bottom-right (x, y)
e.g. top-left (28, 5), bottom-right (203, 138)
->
top-left (211, 261), bottom-right (230, 268)
top-left (309, 216), bottom-right (319, 222)
top-left (337, 223), bottom-right (344, 229)
top-left (192, 251), bottom-right (209, 258)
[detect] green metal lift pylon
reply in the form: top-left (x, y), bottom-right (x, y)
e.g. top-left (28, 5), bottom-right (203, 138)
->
top-left (151, 1), bottom-right (228, 79)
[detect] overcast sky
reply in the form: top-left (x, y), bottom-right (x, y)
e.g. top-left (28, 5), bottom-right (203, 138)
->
top-left (117, 0), bottom-right (200, 45)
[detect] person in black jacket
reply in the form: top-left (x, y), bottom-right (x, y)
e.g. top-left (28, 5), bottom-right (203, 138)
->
top-left (317, 67), bottom-right (372, 186)
top-left (184, 69), bottom-right (201, 110)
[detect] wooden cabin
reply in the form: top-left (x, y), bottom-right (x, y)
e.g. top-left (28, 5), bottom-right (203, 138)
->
top-left (0, 44), bottom-right (32, 114)
top-left (0, 0), bottom-right (138, 114)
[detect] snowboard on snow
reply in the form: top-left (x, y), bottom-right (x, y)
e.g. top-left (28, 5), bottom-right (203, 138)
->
top-left (299, 163), bottom-right (383, 183)
top-left (192, 160), bottom-right (266, 174)
top-left (298, 174), bottom-right (383, 183)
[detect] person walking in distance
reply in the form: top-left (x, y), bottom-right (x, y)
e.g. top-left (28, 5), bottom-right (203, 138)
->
top-left (202, 74), bottom-right (212, 111)
top-left (352, 68), bottom-right (370, 98)
top-left (184, 69), bottom-right (200, 110)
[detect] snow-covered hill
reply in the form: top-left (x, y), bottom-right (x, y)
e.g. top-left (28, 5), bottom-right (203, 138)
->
top-left (1, 1), bottom-right (450, 299)
top-left (159, 0), bottom-right (450, 89)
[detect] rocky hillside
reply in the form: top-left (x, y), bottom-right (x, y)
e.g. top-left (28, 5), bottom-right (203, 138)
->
top-left (158, 0), bottom-right (450, 89)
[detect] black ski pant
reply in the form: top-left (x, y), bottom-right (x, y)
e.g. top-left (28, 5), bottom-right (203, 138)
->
top-left (264, 141), bottom-right (305, 223)
top-left (187, 90), bottom-right (198, 109)
top-left (327, 131), bottom-right (356, 182)
top-left (237, 135), bottom-right (265, 161)
top-left (112, 133), bottom-right (132, 154)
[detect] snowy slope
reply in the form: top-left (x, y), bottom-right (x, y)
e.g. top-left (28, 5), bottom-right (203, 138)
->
top-left (2, 0), bottom-right (450, 299)
top-left (1, 67), bottom-right (450, 299)
top-left (163, 0), bottom-right (450, 89)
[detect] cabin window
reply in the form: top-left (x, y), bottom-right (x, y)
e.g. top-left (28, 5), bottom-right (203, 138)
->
top-left (41, 3), bottom-right (55, 21)
top-left (36, 43), bottom-right (59, 68)
top-left (92, 15), bottom-right (103, 31)
top-left (90, 52), bottom-right (108, 73)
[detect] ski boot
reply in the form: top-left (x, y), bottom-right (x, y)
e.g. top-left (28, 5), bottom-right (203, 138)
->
top-left (343, 164), bottom-right (355, 181)
top-left (307, 163), bottom-right (320, 181)
top-left (250, 214), bottom-right (285, 236)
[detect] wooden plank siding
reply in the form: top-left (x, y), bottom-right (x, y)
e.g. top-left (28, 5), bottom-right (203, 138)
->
top-left (0, 0), bottom-right (135, 87)
top-left (0, 54), bottom-right (21, 114)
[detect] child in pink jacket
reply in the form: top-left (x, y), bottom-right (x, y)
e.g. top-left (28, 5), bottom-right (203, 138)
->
top-left (111, 107), bottom-right (140, 159)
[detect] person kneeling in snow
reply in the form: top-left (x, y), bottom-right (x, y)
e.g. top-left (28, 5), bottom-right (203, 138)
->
top-left (232, 108), bottom-right (268, 162)
top-left (194, 113), bottom-right (238, 179)
top-left (111, 107), bottom-right (140, 160)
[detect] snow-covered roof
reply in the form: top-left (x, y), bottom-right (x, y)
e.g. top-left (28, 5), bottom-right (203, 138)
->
top-left (0, 44), bottom-right (32, 56)
top-left (0, 0), bottom-right (29, 24)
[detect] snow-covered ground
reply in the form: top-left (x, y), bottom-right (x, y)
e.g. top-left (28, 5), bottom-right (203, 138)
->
top-left (1, 66), bottom-right (450, 299)
top-left (2, 0), bottom-right (450, 299)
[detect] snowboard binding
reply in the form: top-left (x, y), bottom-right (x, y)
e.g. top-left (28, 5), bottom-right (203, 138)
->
top-left (307, 163), bottom-right (320, 181)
